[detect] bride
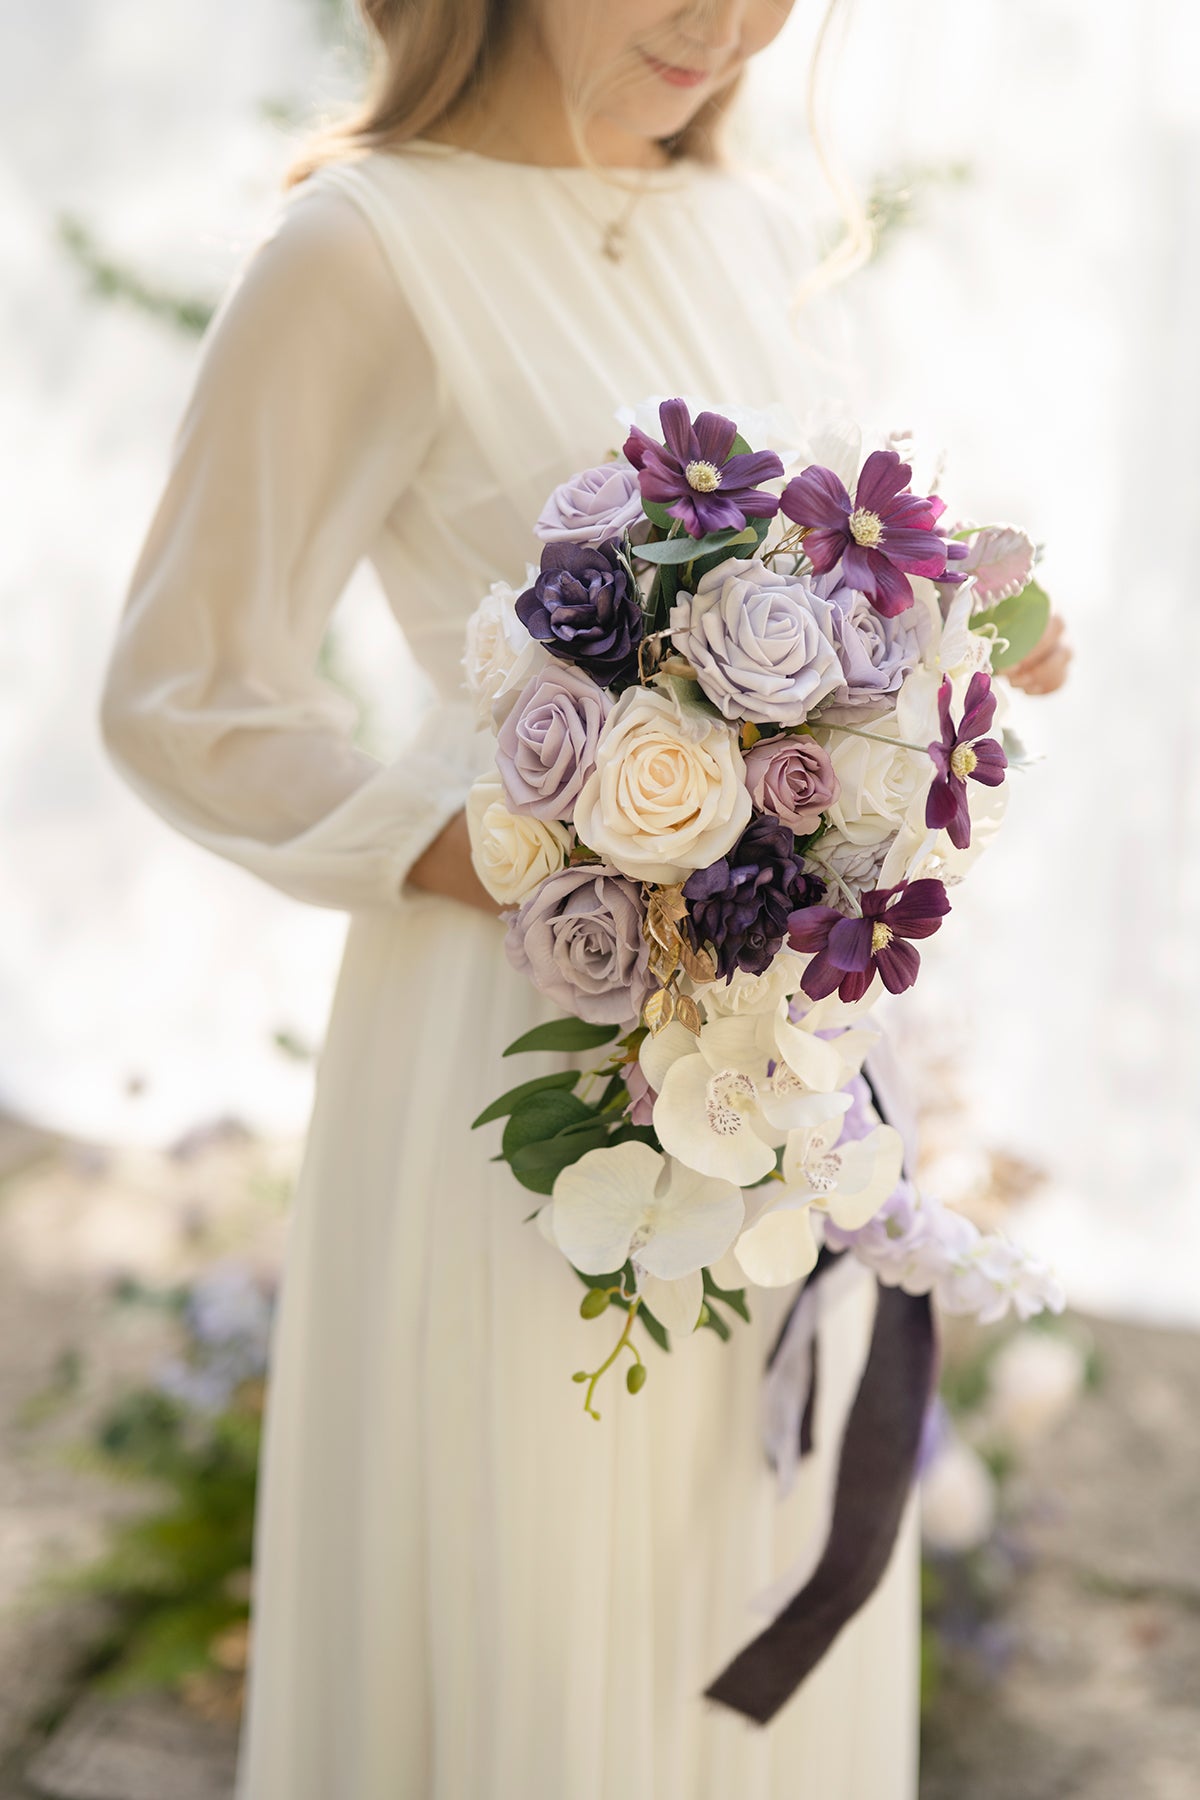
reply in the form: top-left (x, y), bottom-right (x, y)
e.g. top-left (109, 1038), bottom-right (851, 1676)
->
top-left (99, 2), bottom-right (1071, 1795)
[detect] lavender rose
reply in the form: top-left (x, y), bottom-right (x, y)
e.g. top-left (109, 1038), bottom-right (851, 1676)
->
top-left (496, 664), bottom-right (612, 820)
top-left (535, 461), bottom-right (647, 545)
top-left (505, 865), bottom-right (655, 1027)
top-left (517, 540), bottom-right (644, 687)
top-left (669, 559), bottom-right (842, 726)
top-left (814, 572), bottom-right (925, 723)
top-left (742, 734), bottom-right (839, 835)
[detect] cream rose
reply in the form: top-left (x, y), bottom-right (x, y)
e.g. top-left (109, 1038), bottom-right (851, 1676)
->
top-left (466, 771), bottom-right (571, 907)
top-left (813, 669), bottom-right (938, 848)
top-left (572, 684), bottom-right (751, 884)
top-left (462, 575), bottom-right (547, 728)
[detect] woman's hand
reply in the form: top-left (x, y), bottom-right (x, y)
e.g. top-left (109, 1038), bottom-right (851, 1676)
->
top-left (408, 810), bottom-right (501, 915)
top-left (1005, 613), bottom-right (1073, 696)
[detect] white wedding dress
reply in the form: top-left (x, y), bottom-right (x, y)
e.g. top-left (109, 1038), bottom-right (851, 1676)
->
top-left (100, 142), bottom-right (919, 1800)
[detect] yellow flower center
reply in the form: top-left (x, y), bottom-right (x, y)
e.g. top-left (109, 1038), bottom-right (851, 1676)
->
top-left (848, 506), bottom-right (884, 548)
top-left (685, 459), bottom-right (721, 494)
top-left (950, 743), bottom-right (978, 780)
top-left (871, 920), bottom-right (894, 953)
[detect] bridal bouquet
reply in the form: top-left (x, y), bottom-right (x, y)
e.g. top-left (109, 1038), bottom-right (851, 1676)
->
top-left (464, 398), bottom-right (1063, 1417)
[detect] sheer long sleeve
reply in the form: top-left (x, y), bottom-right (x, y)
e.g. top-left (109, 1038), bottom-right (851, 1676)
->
top-left (99, 177), bottom-right (479, 912)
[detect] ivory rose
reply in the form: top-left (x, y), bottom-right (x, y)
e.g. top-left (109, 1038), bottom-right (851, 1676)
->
top-left (465, 771), bottom-right (570, 907)
top-left (462, 575), bottom-right (547, 727)
top-left (572, 683), bottom-right (751, 884)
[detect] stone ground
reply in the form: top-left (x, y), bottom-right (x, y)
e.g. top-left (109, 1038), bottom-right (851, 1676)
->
top-left (0, 1111), bottom-right (1197, 1800)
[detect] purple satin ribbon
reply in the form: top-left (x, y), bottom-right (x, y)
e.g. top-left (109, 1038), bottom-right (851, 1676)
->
top-left (704, 1067), bottom-right (937, 1726)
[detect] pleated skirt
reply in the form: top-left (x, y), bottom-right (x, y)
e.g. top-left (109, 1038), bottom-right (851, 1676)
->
top-left (235, 891), bottom-right (919, 1800)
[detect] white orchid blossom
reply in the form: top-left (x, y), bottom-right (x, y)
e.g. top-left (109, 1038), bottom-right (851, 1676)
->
top-left (643, 992), bottom-right (876, 1188)
top-left (735, 1105), bottom-right (905, 1288)
top-left (549, 1141), bottom-right (743, 1338)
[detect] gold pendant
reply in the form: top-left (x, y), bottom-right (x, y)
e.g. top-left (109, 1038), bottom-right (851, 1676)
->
top-left (602, 221), bottom-right (626, 263)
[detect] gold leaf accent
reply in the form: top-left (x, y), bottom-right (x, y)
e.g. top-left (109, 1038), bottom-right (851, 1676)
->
top-left (642, 988), bottom-right (675, 1035)
top-left (679, 939), bottom-right (717, 984)
top-left (645, 883), bottom-right (687, 945)
top-left (647, 935), bottom-right (680, 986)
top-left (674, 993), bottom-right (702, 1036)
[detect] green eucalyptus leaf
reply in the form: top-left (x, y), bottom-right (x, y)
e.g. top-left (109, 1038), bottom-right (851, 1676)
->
top-left (702, 1267), bottom-right (751, 1323)
top-left (471, 1071), bottom-right (580, 1129)
top-left (507, 1125), bottom-right (612, 1194)
top-left (503, 1019), bottom-right (620, 1057)
top-left (636, 524), bottom-right (756, 566)
top-left (636, 1304), bottom-right (670, 1353)
top-left (641, 499), bottom-right (675, 532)
top-left (501, 1091), bottom-right (593, 1160)
top-left (698, 1301), bottom-right (732, 1342)
top-left (971, 579), bottom-right (1051, 672)
top-left (729, 433), bottom-right (753, 456)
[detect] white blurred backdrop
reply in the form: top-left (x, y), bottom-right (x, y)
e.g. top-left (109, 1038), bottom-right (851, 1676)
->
top-left (2, 0), bottom-right (1197, 1320)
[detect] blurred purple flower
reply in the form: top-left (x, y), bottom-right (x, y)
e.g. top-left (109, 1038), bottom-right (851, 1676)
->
top-left (780, 449), bottom-right (948, 617)
top-left (622, 1060), bottom-right (657, 1128)
top-left (624, 398), bottom-right (783, 539)
top-left (788, 878), bottom-right (951, 1002)
top-left (925, 673), bottom-right (1008, 849)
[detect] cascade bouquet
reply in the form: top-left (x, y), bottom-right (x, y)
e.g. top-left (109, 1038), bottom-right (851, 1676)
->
top-left (464, 398), bottom-right (1063, 1418)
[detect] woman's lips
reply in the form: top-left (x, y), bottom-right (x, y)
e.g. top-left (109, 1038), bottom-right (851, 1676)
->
top-left (640, 50), bottom-right (712, 90)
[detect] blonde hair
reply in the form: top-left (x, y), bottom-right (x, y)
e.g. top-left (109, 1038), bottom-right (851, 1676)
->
top-left (284, 2), bottom-right (737, 187)
top-left (284, 1), bottom-right (871, 295)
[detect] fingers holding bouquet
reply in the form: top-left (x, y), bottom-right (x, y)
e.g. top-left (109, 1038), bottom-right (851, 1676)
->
top-left (1006, 611), bottom-right (1072, 695)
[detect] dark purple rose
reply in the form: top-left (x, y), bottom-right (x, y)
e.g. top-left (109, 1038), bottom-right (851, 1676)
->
top-left (742, 734), bottom-right (839, 834)
top-left (505, 864), bottom-right (654, 1027)
top-left (684, 813), bottom-right (819, 983)
top-left (925, 673), bottom-right (1007, 850)
top-left (516, 540), bottom-right (643, 687)
top-left (623, 398), bottom-right (784, 540)
top-left (787, 878), bottom-right (951, 1003)
top-left (779, 449), bottom-right (948, 618)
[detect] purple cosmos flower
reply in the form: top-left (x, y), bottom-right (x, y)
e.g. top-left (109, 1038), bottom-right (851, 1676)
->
top-left (925, 673), bottom-right (1008, 850)
top-left (623, 398), bottom-right (784, 540)
top-left (516, 540), bottom-right (644, 687)
top-left (779, 450), bottom-right (949, 618)
top-left (684, 813), bottom-right (819, 982)
top-left (787, 878), bottom-right (951, 1003)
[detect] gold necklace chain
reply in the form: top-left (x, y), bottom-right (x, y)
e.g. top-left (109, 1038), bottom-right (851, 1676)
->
top-left (546, 168), bottom-right (658, 264)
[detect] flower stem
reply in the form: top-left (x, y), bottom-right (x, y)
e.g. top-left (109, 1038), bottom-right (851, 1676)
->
top-left (821, 720), bottom-right (933, 757)
top-left (580, 1299), bottom-right (641, 1421)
